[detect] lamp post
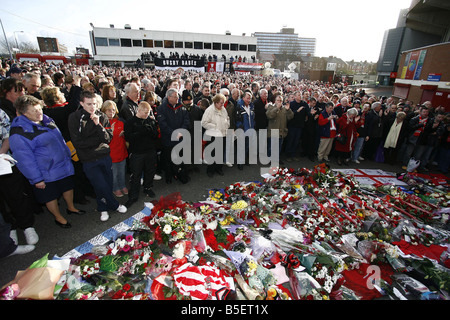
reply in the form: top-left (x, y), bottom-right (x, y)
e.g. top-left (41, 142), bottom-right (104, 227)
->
top-left (0, 18), bottom-right (13, 60)
top-left (14, 31), bottom-right (24, 51)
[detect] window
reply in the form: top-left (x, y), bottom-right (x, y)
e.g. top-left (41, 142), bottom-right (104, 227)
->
top-left (175, 41), bottom-right (183, 48)
top-left (194, 42), bottom-right (203, 49)
top-left (120, 38), bottom-right (132, 47)
top-left (185, 41), bottom-right (193, 48)
top-left (108, 38), bottom-right (120, 46)
top-left (248, 44), bottom-right (256, 52)
top-left (213, 43), bottom-right (221, 50)
top-left (154, 40), bottom-right (163, 47)
top-left (95, 37), bottom-right (108, 46)
top-left (222, 43), bottom-right (229, 50)
top-left (204, 43), bottom-right (212, 49)
top-left (239, 44), bottom-right (247, 51)
top-left (132, 39), bottom-right (142, 47)
top-left (230, 43), bottom-right (238, 51)
top-left (143, 39), bottom-right (153, 48)
top-left (164, 40), bottom-right (174, 48)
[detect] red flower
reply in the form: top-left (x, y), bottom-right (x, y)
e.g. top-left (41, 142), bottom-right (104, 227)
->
top-left (123, 283), bottom-right (131, 291)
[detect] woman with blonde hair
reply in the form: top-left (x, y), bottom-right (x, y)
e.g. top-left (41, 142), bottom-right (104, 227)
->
top-left (101, 100), bottom-right (128, 197)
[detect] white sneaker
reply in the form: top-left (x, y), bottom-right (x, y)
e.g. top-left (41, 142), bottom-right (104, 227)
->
top-left (226, 162), bottom-right (233, 167)
top-left (154, 174), bottom-right (162, 181)
top-left (24, 227), bottom-right (39, 245)
top-left (116, 205), bottom-right (127, 214)
top-left (100, 211), bottom-right (109, 222)
top-left (352, 159), bottom-right (360, 164)
top-left (10, 230), bottom-right (18, 245)
top-left (9, 245), bottom-right (35, 256)
top-left (358, 156), bottom-right (365, 161)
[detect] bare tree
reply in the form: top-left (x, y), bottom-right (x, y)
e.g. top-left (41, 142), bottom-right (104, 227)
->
top-left (0, 36), bottom-right (39, 55)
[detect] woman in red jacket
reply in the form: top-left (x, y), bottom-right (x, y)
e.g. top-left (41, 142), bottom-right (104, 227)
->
top-left (335, 108), bottom-right (362, 165)
top-left (101, 100), bottom-right (129, 197)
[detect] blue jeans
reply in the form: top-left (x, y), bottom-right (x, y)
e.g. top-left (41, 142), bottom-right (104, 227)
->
top-left (413, 145), bottom-right (434, 168)
top-left (82, 155), bottom-right (119, 212)
top-left (351, 137), bottom-right (365, 161)
top-left (285, 127), bottom-right (302, 157)
top-left (112, 159), bottom-right (127, 191)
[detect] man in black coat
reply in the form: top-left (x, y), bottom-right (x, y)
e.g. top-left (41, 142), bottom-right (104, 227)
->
top-left (124, 102), bottom-right (159, 208)
top-left (119, 82), bottom-right (140, 121)
top-left (253, 89), bottom-right (269, 131)
top-left (156, 88), bottom-right (191, 184)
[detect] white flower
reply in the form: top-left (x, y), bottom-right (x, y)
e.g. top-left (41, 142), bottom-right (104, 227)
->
top-left (163, 224), bottom-right (172, 234)
top-left (185, 211), bottom-right (196, 224)
top-left (205, 219), bottom-right (218, 230)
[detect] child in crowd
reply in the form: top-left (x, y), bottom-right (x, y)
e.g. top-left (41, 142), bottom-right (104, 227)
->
top-left (101, 100), bottom-right (128, 197)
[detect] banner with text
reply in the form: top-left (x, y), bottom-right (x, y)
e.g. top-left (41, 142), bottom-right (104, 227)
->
top-left (154, 58), bottom-right (205, 72)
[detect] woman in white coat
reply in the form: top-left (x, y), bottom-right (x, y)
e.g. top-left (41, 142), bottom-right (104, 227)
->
top-left (201, 93), bottom-right (230, 177)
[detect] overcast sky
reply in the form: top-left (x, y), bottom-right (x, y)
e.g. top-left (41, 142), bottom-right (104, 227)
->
top-left (1, 0), bottom-right (412, 62)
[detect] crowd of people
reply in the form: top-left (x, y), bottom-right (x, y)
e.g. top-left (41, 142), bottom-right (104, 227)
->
top-left (140, 51), bottom-right (257, 64)
top-left (0, 57), bottom-right (449, 258)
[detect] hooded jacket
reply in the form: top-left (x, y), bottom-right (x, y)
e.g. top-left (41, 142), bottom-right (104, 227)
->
top-left (68, 108), bottom-right (112, 162)
top-left (9, 114), bottom-right (74, 185)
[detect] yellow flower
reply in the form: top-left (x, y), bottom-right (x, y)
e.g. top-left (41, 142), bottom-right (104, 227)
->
top-left (248, 260), bottom-right (257, 270)
top-left (231, 200), bottom-right (248, 210)
top-left (267, 288), bottom-right (277, 299)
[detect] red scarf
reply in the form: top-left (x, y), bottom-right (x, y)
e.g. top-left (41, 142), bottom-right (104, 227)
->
top-left (413, 116), bottom-right (428, 136)
top-left (47, 102), bottom-right (68, 108)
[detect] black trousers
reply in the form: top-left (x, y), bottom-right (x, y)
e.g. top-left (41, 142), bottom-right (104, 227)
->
top-left (162, 144), bottom-right (189, 182)
top-left (128, 150), bottom-right (157, 201)
top-left (0, 166), bottom-right (36, 230)
top-left (205, 136), bottom-right (225, 174)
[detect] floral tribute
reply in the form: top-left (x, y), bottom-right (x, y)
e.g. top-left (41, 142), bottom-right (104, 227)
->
top-left (2, 164), bottom-right (449, 301)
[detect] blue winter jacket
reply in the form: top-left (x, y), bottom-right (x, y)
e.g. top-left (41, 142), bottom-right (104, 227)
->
top-left (235, 99), bottom-right (256, 132)
top-left (9, 114), bottom-right (74, 185)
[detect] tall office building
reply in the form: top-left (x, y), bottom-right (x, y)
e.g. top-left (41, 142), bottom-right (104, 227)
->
top-left (37, 37), bottom-right (61, 53)
top-left (377, 1), bottom-right (449, 86)
top-left (254, 28), bottom-right (316, 56)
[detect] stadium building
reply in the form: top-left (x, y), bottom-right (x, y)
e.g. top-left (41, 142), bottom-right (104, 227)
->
top-left (89, 24), bottom-right (258, 69)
